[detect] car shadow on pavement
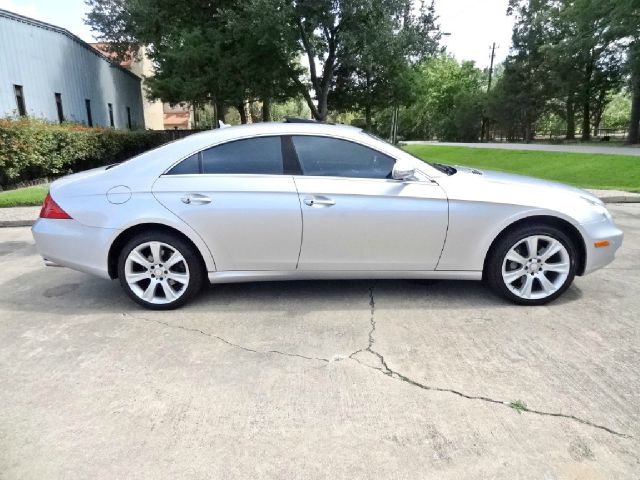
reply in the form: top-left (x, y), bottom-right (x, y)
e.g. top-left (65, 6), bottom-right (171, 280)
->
top-left (1, 266), bottom-right (583, 316)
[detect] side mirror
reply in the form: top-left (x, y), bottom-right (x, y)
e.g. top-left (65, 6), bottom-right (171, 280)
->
top-left (392, 159), bottom-right (418, 181)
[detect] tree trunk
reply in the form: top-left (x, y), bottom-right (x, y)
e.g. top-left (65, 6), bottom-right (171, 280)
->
top-left (565, 93), bottom-right (575, 140)
top-left (364, 104), bottom-right (371, 131)
top-left (581, 57), bottom-right (594, 141)
top-left (581, 100), bottom-right (591, 141)
top-left (215, 100), bottom-right (226, 126)
top-left (629, 85), bottom-right (640, 144)
top-left (262, 97), bottom-right (271, 122)
top-left (238, 103), bottom-right (247, 124)
top-left (628, 42), bottom-right (640, 145)
top-left (592, 89), bottom-right (607, 138)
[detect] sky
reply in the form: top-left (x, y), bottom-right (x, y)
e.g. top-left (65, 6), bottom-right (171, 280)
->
top-left (0, 0), bottom-right (514, 68)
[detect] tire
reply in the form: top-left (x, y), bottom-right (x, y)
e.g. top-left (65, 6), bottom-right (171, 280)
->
top-left (117, 230), bottom-right (204, 310)
top-left (485, 224), bottom-right (578, 306)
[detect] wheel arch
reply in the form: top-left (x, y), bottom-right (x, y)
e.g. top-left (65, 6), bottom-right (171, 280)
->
top-left (482, 215), bottom-right (587, 278)
top-left (108, 223), bottom-right (212, 279)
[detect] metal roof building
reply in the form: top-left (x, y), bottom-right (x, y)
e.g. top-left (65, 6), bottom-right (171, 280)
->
top-left (0, 8), bottom-right (144, 129)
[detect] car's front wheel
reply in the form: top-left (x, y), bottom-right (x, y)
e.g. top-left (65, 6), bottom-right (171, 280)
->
top-left (485, 224), bottom-right (578, 305)
top-left (117, 231), bottom-right (204, 310)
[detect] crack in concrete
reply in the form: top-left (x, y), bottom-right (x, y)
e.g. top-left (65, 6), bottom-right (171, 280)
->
top-left (348, 282), bottom-right (633, 440)
top-left (124, 283), bottom-right (632, 439)
top-left (121, 313), bottom-right (331, 364)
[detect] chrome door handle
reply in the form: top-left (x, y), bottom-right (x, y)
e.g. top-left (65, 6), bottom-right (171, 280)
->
top-left (303, 196), bottom-right (335, 207)
top-left (181, 193), bottom-right (211, 205)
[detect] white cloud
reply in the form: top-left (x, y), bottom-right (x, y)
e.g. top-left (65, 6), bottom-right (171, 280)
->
top-left (435, 0), bottom-right (514, 68)
top-left (0, 0), bottom-right (40, 19)
top-left (0, 0), bottom-right (96, 42)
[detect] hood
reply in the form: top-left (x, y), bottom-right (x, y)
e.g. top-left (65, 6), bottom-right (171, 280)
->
top-left (453, 166), bottom-right (603, 206)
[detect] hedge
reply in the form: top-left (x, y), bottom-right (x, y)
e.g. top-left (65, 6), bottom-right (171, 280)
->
top-left (0, 117), bottom-right (169, 188)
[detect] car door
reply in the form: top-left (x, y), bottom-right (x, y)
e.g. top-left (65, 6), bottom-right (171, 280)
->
top-left (290, 135), bottom-right (448, 271)
top-left (152, 136), bottom-right (302, 271)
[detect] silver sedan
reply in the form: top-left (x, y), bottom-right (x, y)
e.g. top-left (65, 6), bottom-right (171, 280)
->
top-left (32, 122), bottom-right (623, 309)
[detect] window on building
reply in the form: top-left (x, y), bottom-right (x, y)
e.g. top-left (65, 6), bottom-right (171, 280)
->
top-left (55, 93), bottom-right (64, 123)
top-left (108, 103), bottom-right (114, 127)
top-left (14, 85), bottom-right (26, 116)
top-left (85, 99), bottom-right (93, 127)
top-left (126, 106), bottom-right (132, 129)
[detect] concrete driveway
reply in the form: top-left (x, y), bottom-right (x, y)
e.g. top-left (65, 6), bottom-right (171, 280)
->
top-left (1, 204), bottom-right (639, 479)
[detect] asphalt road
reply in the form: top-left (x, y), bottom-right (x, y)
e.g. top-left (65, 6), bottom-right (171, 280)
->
top-left (1, 204), bottom-right (639, 479)
top-left (405, 140), bottom-right (640, 156)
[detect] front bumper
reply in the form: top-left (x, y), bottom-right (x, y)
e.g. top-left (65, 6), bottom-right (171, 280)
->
top-left (581, 217), bottom-right (624, 275)
top-left (31, 218), bottom-right (119, 279)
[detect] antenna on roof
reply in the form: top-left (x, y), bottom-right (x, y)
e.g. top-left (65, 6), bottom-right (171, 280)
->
top-left (218, 120), bottom-right (230, 129)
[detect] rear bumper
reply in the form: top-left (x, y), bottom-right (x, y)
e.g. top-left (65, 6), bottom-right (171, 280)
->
top-left (581, 218), bottom-right (624, 275)
top-left (31, 218), bottom-right (119, 279)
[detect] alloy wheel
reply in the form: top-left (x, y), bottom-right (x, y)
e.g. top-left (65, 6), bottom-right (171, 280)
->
top-left (501, 235), bottom-right (571, 301)
top-left (124, 241), bottom-right (190, 305)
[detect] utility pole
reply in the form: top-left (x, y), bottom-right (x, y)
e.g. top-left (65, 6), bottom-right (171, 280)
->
top-left (481, 42), bottom-right (497, 142)
top-left (487, 42), bottom-right (496, 92)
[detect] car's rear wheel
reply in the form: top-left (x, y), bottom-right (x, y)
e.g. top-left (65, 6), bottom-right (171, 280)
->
top-left (117, 231), bottom-right (204, 310)
top-left (485, 224), bottom-right (578, 305)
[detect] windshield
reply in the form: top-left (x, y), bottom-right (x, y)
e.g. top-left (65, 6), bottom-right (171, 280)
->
top-left (363, 132), bottom-right (457, 176)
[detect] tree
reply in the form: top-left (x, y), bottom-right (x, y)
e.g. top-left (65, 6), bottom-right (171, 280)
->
top-left (490, 0), bottom-right (558, 142)
top-left (86, 0), bottom-right (299, 123)
top-left (388, 55), bottom-right (485, 141)
top-left (86, 0), bottom-right (441, 124)
top-left (328, 1), bottom-right (440, 128)
top-left (603, 0), bottom-right (640, 143)
top-left (490, 0), bottom-right (629, 142)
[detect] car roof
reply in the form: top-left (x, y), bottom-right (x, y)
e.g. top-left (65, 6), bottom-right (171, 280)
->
top-left (183, 121), bottom-right (362, 145)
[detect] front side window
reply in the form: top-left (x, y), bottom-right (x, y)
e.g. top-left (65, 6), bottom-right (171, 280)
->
top-left (201, 136), bottom-right (283, 175)
top-left (291, 136), bottom-right (395, 179)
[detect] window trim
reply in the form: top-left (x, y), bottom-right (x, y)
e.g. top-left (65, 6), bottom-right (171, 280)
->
top-left (288, 134), bottom-right (398, 181)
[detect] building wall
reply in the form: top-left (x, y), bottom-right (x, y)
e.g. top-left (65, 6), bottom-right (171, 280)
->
top-left (0, 10), bottom-right (144, 129)
top-left (126, 47), bottom-right (165, 130)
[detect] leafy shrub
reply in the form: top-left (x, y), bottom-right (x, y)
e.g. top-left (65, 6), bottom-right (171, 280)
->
top-left (0, 117), bottom-right (169, 188)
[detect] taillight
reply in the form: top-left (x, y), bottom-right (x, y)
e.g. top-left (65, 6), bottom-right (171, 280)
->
top-left (40, 193), bottom-right (72, 219)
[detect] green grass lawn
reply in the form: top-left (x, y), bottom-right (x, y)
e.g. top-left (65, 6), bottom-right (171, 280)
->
top-left (0, 145), bottom-right (638, 207)
top-left (0, 185), bottom-right (48, 208)
top-left (403, 145), bottom-right (640, 193)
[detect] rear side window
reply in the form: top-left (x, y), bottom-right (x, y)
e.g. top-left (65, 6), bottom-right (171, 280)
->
top-left (166, 136), bottom-right (284, 175)
top-left (203, 136), bottom-right (283, 174)
top-left (291, 136), bottom-right (395, 179)
top-left (167, 153), bottom-right (199, 175)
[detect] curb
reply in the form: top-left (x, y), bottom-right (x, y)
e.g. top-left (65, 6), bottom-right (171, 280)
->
top-left (598, 196), bottom-right (640, 204)
top-left (0, 220), bottom-right (35, 227)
